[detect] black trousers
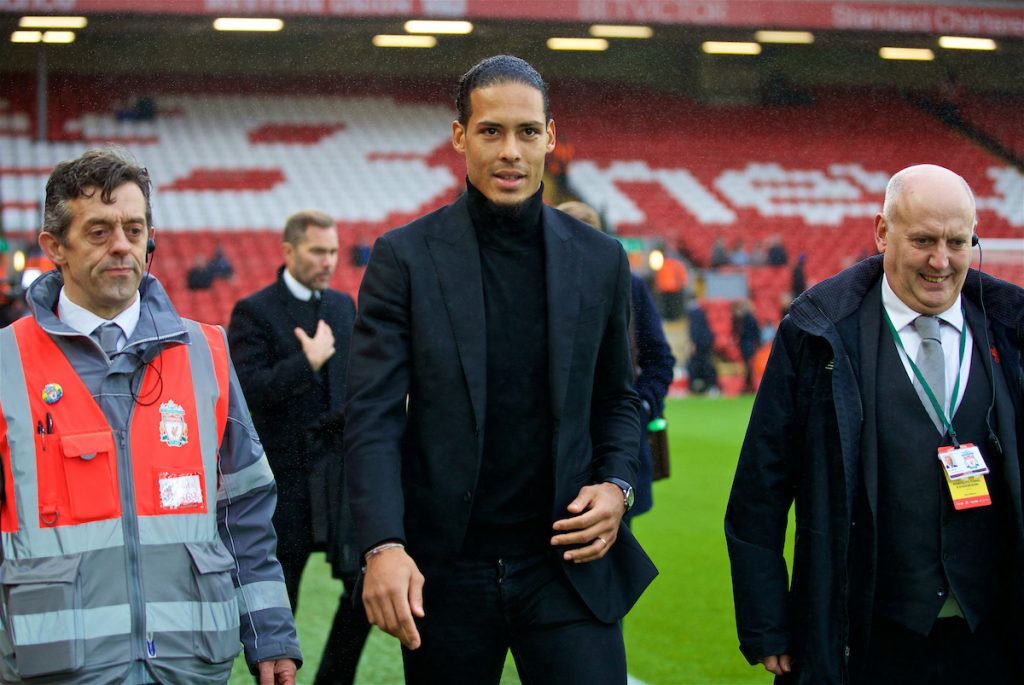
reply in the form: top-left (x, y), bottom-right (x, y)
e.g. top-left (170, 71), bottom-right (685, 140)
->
top-left (401, 551), bottom-right (626, 685)
top-left (278, 536), bottom-right (371, 685)
top-left (861, 614), bottom-right (1023, 685)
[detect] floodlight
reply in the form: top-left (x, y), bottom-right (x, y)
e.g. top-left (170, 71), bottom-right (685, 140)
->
top-left (213, 18), bottom-right (284, 32)
top-left (547, 37), bottom-right (609, 51)
top-left (879, 47), bottom-right (934, 61)
top-left (373, 34), bottom-right (437, 48)
top-left (703, 41), bottom-right (761, 55)
top-left (589, 25), bottom-right (653, 39)
top-left (938, 36), bottom-right (996, 50)
top-left (19, 16), bottom-right (87, 29)
top-left (404, 20), bottom-right (472, 34)
top-left (755, 30), bottom-right (814, 44)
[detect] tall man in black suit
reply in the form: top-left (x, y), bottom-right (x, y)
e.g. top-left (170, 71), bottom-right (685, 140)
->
top-left (229, 210), bottom-right (369, 685)
top-left (344, 55), bottom-right (657, 685)
top-left (726, 165), bottom-right (1024, 684)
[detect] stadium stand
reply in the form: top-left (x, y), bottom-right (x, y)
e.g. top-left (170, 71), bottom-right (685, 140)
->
top-left (565, 87), bottom-right (1022, 330)
top-left (954, 91), bottom-right (1024, 161)
top-left (1, 74), bottom-right (1020, 332)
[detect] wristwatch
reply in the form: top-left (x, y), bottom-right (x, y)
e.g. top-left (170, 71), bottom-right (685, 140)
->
top-left (604, 477), bottom-right (634, 513)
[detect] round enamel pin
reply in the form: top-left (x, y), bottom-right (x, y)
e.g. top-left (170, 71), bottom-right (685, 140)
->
top-left (42, 383), bottom-right (63, 405)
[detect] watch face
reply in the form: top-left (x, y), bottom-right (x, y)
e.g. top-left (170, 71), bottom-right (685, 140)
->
top-left (625, 487), bottom-right (635, 509)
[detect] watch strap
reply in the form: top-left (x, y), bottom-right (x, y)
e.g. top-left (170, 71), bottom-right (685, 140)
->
top-left (604, 477), bottom-right (634, 512)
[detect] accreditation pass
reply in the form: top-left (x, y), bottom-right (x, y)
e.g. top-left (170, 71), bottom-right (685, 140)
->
top-left (938, 443), bottom-right (991, 510)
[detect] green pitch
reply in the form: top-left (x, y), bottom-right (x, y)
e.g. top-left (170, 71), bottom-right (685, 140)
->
top-left (230, 396), bottom-right (776, 685)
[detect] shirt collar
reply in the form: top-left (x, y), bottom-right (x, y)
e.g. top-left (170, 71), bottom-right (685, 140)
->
top-left (57, 288), bottom-right (141, 339)
top-left (282, 267), bottom-right (317, 301)
top-left (881, 274), bottom-right (963, 333)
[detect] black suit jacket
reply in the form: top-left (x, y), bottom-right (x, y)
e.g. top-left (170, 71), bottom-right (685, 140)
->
top-left (228, 267), bottom-right (357, 574)
top-left (344, 195), bottom-right (658, 623)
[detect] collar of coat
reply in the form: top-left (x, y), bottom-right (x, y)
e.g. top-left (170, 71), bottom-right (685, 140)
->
top-left (790, 254), bottom-right (1023, 344)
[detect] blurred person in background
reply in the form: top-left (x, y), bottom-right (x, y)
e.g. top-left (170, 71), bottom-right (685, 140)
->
top-left (791, 252), bottom-right (807, 298)
top-left (726, 164), bottom-right (1024, 684)
top-left (557, 200), bottom-right (675, 522)
top-left (766, 235), bottom-right (789, 266)
top-left (654, 251), bottom-right (688, 321)
top-left (228, 210), bottom-right (367, 685)
top-left (686, 299), bottom-right (718, 395)
top-left (345, 55), bottom-right (656, 685)
top-left (0, 146), bottom-right (300, 685)
top-left (749, 239), bottom-right (766, 267)
top-left (730, 238), bottom-right (749, 267)
top-left (710, 235), bottom-right (730, 269)
top-left (0, 286), bottom-right (28, 326)
top-left (732, 299), bottom-right (760, 393)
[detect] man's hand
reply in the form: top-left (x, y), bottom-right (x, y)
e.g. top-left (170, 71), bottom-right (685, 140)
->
top-left (294, 320), bottom-right (335, 371)
top-left (550, 483), bottom-right (625, 563)
top-left (760, 654), bottom-right (793, 676)
top-left (362, 546), bottom-right (426, 649)
top-left (257, 658), bottom-right (297, 685)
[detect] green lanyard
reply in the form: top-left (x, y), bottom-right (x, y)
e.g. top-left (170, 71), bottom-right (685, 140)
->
top-left (883, 308), bottom-right (967, 448)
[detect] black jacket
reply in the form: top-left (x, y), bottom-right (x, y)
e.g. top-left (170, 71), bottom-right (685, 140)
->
top-left (344, 194), bottom-right (658, 623)
top-left (228, 267), bottom-right (358, 577)
top-left (630, 273), bottom-right (675, 517)
top-left (725, 255), bottom-right (1024, 683)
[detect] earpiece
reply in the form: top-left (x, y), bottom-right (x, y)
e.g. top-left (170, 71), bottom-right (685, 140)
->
top-left (971, 232), bottom-right (1002, 457)
top-left (146, 238), bottom-right (156, 255)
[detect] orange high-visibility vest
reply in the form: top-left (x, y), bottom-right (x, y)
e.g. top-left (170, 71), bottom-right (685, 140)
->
top-left (655, 257), bottom-right (688, 294)
top-left (2, 316), bottom-right (229, 532)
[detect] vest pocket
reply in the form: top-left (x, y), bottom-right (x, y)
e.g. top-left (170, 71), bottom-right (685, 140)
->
top-left (59, 431), bottom-right (119, 523)
top-left (0, 555), bottom-right (84, 678)
top-left (185, 541), bottom-right (241, 664)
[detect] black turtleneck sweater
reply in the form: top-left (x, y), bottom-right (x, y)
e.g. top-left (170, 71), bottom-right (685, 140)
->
top-left (462, 181), bottom-right (554, 559)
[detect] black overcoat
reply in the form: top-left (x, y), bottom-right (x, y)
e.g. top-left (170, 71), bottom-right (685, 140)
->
top-left (726, 255), bottom-right (1024, 683)
top-left (344, 195), bottom-right (658, 623)
top-left (228, 267), bottom-right (359, 577)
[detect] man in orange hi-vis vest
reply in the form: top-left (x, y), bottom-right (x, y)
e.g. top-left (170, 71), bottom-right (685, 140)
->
top-left (0, 148), bottom-right (301, 685)
top-left (655, 254), bottom-right (688, 321)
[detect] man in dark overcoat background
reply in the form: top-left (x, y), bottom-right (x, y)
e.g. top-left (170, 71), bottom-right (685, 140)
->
top-left (229, 210), bottom-right (368, 685)
top-left (555, 199), bottom-right (676, 521)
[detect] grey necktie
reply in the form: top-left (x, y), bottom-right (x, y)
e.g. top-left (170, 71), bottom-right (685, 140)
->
top-left (912, 315), bottom-right (945, 432)
top-left (92, 322), bottom-right (122, 358)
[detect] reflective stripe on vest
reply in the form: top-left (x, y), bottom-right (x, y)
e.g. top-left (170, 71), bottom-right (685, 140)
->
top-left (0, 317), bottom-right (238, 683)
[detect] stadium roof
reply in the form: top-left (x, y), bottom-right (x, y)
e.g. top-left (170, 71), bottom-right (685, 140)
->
top-left (2, 1), bottom-right (1024, 35)
top-left (2, 0), bottom-right (1022, 94)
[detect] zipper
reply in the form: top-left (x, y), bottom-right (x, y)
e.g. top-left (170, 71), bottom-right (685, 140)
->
top-left (116, 428), bottom-right (147, 662)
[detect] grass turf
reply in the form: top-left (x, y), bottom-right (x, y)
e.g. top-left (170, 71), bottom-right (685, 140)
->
top-left (230, 395), bottom-right (773, 684)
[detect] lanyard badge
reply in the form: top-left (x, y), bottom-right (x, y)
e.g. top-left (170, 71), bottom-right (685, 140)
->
top-left (884, 308), bottom-right (991, 510)
top-left (939, 443), bottom-right (991, 510)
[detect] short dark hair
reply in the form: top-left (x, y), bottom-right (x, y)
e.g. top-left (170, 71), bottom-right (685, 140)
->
top-left (455, 54), bottom-right (550, 125)
top-left (43, 147), bottom-right (153, 244)
top-left (283, 209), bottom-right (334, 245)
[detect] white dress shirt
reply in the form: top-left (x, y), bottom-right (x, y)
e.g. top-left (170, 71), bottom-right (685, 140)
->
top-left (57, 288), bottom-right (141, 353)
top-left (282, 267), bottom-right (319, 302)
top-left (881, 275), bottom-right (973, 418)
